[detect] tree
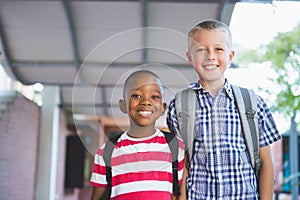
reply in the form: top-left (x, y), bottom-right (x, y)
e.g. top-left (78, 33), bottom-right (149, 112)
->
top-left (236, 24), bottom-right (300, 118)
top-left (264, 25), bottom-right (300, 120)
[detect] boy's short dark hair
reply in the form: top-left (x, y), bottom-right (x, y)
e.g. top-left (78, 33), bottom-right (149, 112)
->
top-left (123, 70), bottom-right (165, 100)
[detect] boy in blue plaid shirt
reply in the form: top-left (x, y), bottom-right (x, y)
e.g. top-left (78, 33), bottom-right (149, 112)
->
top-left (167, 19), bottom-right (281, 200)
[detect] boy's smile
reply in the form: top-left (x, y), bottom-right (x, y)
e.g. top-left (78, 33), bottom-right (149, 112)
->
top-left (127, 83), bottom-right (164, 127)
top-left (203, 63), bottom-right (219, 71)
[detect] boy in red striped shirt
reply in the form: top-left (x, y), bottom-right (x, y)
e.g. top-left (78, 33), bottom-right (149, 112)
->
top-left (90, 70), bottom-right (185, 200)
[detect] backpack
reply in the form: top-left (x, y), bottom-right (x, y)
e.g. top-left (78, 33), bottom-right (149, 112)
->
top-left (174, 85), bottom-right (261, 180)
top-left (100, 130), bottom-right (180, 200)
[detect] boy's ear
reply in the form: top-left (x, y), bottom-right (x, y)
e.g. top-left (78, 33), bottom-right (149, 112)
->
top-left (227, 50), bottom-right (235, 65)
top-left (119, 99), bottom-right (127, 114)
top-left (186, 51), bottom-right (193, 66)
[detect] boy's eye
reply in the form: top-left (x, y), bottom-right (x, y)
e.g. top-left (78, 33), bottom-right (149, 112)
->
top-left (131, 94), bottom-right (141, 99)
top-left (197, 48), bottom-right (206, 52)
top-left (152, 95), bottom-right (160, 100)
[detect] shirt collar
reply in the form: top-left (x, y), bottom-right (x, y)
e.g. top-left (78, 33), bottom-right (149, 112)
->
top-left (189, 79), bottom-right (235, 100)
top-left (189, 81), bottom-right (204, 90)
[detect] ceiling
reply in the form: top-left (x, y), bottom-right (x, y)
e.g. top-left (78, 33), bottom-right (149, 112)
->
top-left (0, 0), bottom-right (276, 132)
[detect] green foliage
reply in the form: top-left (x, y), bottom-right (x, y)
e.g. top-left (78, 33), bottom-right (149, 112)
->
top-left (237, 24), bottom-right (300, 120)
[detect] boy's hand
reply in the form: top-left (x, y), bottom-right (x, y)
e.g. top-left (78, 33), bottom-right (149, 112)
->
top-left (91, 186), bottom-right (106, 200)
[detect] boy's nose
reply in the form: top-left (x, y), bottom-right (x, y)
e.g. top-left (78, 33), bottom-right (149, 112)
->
top-left (207, 50), bottom-right (216, 60)
top-left (140, 98), bottom-right (151, 106)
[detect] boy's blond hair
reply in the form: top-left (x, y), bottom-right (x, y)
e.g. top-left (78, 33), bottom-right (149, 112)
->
top-left (187, 19), bottom-right (233, 50)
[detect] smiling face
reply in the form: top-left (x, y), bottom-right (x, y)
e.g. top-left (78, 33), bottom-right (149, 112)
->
top-left (186, 29), bottom-right (234, 90)
top-left (119, 72), bottom-right (166, 137)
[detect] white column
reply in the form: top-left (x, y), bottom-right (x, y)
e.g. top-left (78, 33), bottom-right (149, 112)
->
top-left (35, 86), bottom-right (60, 200)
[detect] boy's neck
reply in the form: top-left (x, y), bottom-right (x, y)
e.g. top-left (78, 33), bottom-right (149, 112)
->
top-left (200, 79), bottom-right (225, 97)
top-left (127, 126), bottom-right (156, 138)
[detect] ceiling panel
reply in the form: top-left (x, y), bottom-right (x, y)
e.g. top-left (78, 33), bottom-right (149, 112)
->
top-left (13, 64), bottom-right (77, 85)
top-left (148, 2), bottom-right (220, 32)
top-left (72, 1), bottom-right (143, 59)
top-left (0, 1), bottom-right (72, 61)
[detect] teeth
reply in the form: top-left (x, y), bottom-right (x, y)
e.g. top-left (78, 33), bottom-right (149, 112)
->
top-left (204, 65), bottom-right (217, 69)
top-left (138, 111), bottom-right (152, 116)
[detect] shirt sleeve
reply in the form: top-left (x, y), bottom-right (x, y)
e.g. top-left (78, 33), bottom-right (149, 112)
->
top-left (90, 144), bottom-right (108, 188)
top-left (256, 95), bottom-right (282, 147)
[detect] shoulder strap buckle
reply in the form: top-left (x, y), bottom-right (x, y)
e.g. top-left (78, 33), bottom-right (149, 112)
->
top-left (246, 110), bottom-right (256, 119)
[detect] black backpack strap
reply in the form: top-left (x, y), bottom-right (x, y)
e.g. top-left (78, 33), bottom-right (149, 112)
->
top-left (161, 130), bottom-right (180, 196)
top-left (101, 134), bottom-right (123, 200)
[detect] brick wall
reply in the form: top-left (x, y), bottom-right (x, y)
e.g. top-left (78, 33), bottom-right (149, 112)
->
top-left (0, 93), bottom-right (94, 200)
top-left (0, 95), bottom-right (40, 200)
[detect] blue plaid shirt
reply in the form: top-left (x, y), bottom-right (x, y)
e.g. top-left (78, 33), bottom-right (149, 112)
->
top-left (167, 80), bottom-right (281, 200)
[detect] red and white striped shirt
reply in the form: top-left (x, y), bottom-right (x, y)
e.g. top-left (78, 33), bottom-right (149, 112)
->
top-left (90, 129), bottom-right (185, 200)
